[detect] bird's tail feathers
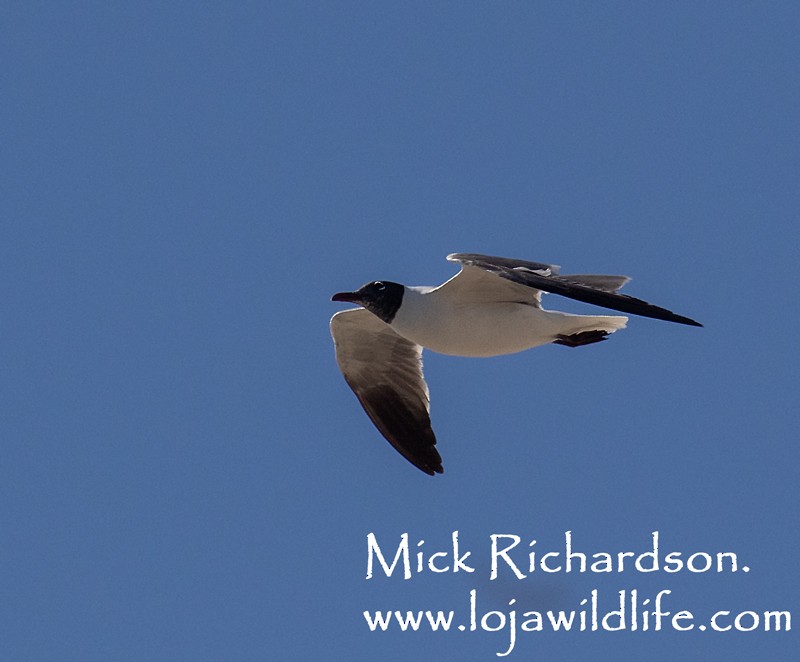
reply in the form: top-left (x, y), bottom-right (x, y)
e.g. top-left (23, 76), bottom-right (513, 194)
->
top-left (555, 313), bottom-right (627, 333)
top-left (590, 315), bottom-right (628, 333)
top-left (550, 314), bottom-right (628, 348)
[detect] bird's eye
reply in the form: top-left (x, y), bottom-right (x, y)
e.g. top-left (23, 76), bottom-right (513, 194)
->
top-left (374, 281), bottom-right (386, 290)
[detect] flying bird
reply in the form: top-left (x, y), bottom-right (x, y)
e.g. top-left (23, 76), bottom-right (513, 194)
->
top-left (330, 253), bottom-right (701, 476)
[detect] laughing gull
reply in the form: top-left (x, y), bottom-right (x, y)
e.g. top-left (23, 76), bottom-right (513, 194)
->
top-left (330, 253), bottom-right (701, 476)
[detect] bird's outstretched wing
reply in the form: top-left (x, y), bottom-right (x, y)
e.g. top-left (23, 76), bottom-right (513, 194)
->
top-left (447, 253), bottom-right (702, 326)
top-left (330, 308), bottom-right (443, 475)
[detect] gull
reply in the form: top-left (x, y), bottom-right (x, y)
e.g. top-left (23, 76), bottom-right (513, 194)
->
top-left (330, 253), bottom-right (701, 476)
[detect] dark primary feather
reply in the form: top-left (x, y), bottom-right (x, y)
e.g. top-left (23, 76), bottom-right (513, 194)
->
top-left (347, 381), bottom-right (442, 475)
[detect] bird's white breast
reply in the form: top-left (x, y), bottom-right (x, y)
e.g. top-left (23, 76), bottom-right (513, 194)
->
top-left (390, 287), bottom-right (558, 357)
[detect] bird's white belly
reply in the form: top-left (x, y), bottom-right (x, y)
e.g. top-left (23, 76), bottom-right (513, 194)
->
top-left (392, 302), bottom-right (556, 357)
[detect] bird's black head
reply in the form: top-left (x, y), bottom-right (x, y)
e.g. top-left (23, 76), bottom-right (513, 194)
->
top-left (331, 280), bottom-right (404, 323)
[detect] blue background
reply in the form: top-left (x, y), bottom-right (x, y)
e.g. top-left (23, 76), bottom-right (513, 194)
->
top-left (3, 2), bottom-right (798, 660)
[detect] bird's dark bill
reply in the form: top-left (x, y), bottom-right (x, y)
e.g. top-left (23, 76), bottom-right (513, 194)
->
top-left (331, 291), bottom-right (361, 303)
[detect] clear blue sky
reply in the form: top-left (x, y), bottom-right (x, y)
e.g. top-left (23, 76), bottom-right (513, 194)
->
top-left (2, 2), bottom-right (798, 660)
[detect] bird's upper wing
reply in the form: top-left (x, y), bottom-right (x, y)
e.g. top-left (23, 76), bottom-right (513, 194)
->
top-left (446, 253), bottom-right (702, 326)
top-left (431, 255), bottom-right (559, 306)
top-left (330, 308), bottom-right (443, 475)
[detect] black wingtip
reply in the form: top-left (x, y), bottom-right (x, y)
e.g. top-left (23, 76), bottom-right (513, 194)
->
top-left (416, 456), bottom-right (444, 476)
top-left (671, 315), bottom-right (703, 328)
top-left (420, 465), bottom-right (444, 476)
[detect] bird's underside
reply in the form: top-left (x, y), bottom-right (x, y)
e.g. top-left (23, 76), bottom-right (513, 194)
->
top-left (330, 253), bottom-right (702, 476)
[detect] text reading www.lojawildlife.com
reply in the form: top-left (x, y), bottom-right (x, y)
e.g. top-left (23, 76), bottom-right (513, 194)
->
top-left (363, 531), bottom-right (792, 657)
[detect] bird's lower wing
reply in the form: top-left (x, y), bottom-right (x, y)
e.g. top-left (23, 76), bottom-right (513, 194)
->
top-left (330, 309), bottom-right (443, 475)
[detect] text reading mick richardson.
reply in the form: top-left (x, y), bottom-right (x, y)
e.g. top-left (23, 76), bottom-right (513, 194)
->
top-left (363, 531), bottom-right (791, 657)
